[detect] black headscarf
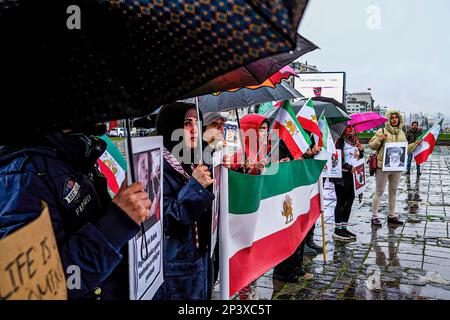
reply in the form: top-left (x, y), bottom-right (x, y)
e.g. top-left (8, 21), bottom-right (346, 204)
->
top-left (156, 102), bottom-right (203, 170)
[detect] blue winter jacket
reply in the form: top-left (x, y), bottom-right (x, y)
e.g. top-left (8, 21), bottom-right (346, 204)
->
top-left (156, 159), bottom-right (215, 300)
top-left (0, 135), bottom-right (140, 299)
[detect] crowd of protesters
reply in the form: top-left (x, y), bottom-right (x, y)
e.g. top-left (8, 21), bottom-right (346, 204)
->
top-left (0, 102), bottom-right (424, 300)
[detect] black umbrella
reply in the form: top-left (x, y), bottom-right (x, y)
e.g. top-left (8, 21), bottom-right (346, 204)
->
top-left (1, 0), bottom-right (311, 138)
top-left (184, 82), bottom-right (303, 113)
top-left (292, 97), bottom-right (350, 124)
top-left (183, 34), bottom-right (319, 98)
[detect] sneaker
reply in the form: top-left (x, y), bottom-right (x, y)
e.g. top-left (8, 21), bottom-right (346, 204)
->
top-left (387, 216), bottom-right (404, 225)
top-left (342, 228), bottom-right (357, 240)
top-left (371, 217), bottom-right (382, 226)
top-left (332, 229), bottom-right (353, 241)
top-left (405, 170), bottom-right (410, 175)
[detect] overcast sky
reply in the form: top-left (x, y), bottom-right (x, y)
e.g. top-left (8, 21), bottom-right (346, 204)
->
top-left (298, 0), bottom-right (450, 116)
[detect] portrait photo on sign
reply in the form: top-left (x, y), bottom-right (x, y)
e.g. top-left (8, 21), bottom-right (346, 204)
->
top-left (133, 148), bottom-right (162, 238)
top-left (382, 142), bottom-right (408, 172)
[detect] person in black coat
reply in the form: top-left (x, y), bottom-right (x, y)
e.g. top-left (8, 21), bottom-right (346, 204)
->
top-left (330, 125), bottom-right (364, 242)
top-left (0, 126), bottom-right (151, 299)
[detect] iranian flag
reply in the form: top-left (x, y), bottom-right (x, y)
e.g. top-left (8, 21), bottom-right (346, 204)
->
top-left (316, 112), bottom-right (337, 160)
top-left (297, 98), bottom-right (323, 147)
top-left (219, 159), bottom-right (326, 298)
top-left (98, 135), bottom-right (127, 195)
top-left (412, 119), bottom-right (443, 165)
top-left (271, 101), bottom-right (312, 159)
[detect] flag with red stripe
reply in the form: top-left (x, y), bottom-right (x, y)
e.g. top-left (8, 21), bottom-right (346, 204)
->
top-left (412, 119), bottom-right (443, 165)
top-left (219, 159), bottom-right (326, 298)
top-left (98, 135), bottom-right (127, 196)
top-left (272, 101), bottom-right (311, 159)
top-left (297, 98), bottom-right (323, 147)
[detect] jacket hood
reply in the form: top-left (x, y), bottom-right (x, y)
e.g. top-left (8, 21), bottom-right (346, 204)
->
top-left (384, 110), bottom-right (404, 134)
top-left (239, 114), bottom-right (270, 161)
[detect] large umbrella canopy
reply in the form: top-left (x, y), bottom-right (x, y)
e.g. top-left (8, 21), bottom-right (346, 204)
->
top-left (348, 112), bottom-right (388, 133)
top-left (222, 65), bottom-right (298, 93)
top-left (184, 34), bottom-right (318, 98)
top-left (184, 83), bottom-right (303, 113)
top-left (1, 0), bottom-right (311, 139)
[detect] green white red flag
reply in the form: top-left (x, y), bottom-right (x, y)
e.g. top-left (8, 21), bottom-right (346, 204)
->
top-left (219, 159), bottom-right (326, 298)
top-left (297, 98), bottom-right (323, 147)
top-left (98, 135), bottom-right (127, 195)
top-left (271, 100), bottom-right (311, 159)
top-left (412, 119), bottom-right (443, 165)
top-left (317, 112), bottom-right (337, 158)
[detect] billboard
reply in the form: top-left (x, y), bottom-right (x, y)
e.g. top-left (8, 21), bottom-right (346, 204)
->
top-left (294, 72), bottom-right (346, 104)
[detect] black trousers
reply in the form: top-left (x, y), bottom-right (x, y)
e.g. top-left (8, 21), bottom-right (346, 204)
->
top-left (333, 172), bottom-right (355, 224)
top-left (273, 240), bottom-right (306, 277)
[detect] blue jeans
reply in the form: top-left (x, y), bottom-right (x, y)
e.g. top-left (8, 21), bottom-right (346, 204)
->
top-left (407, 153), bottom-right (420, 172)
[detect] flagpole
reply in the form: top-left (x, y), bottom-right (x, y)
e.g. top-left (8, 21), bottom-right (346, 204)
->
top-left (125, 118), bottom-right (149, 261)
top-left (195, 96), bottom-right (203, 164)
top-left (219, 167), bottom-right (230, 300)
top-left (318, 173), bottom-right (327, 263)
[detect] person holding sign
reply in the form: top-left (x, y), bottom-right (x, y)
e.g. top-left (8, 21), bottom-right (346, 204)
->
top-left (155, 102), bottom-right (215, 300)
top-left (330, 125), bottom-right (364, 242)
top-left (369, 111), bottom-right (422, 227)
top-left (0, 126), bottom-right (152, 300)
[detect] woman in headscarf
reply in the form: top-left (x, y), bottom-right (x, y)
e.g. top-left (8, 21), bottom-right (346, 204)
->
top-left (228, 114), bottom-right (271, 175)
top-left (155, 102), bottom-right (215, 300)
top-left (331, 125), bottom-right (364, 242)
top-left (369, 110), bottom-right (421, 227)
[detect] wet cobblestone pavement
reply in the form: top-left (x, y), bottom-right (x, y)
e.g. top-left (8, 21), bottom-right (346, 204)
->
top-left (213, 146), bottom-right (450, 300)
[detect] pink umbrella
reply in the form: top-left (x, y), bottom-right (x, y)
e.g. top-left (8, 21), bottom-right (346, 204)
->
top-left (348, 112), bottom-right (388, 133)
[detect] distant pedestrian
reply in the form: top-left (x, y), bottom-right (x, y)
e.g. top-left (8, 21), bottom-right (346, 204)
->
top-left (406, 121), bottom-right (423, 175)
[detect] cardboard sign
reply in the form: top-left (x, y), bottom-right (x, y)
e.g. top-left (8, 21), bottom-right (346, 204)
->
top-left (0, 203), bottom-right (67, 300)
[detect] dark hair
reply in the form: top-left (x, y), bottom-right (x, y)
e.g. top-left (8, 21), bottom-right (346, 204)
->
top-left (411, 121), bottom-right (419, 126)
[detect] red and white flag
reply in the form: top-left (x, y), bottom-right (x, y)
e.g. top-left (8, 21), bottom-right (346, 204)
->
top-left (297, 98), bottom-right (323, 147)
top-left (272, 101), bottom-right (312, 159)
top-left (412, 119), bottom-right (443, 165)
